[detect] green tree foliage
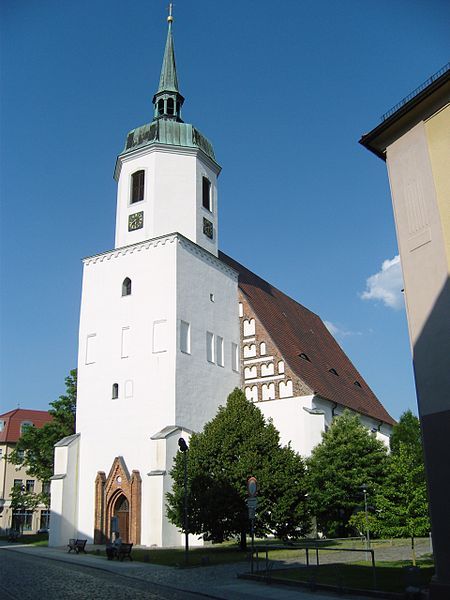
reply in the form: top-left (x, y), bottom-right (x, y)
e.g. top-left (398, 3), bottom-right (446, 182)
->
top-left (306, 410), bottom-right (388, 538)
top-left (373, 410), bottom-right (429, 563)
top-left (166, 388), bottom-right (310, 549)
top-left (9, 369), bottom-right (77, 492)
top-left (389, 409), bottom-right (423, 460)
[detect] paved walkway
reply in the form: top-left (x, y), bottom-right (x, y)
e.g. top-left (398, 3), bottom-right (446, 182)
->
top-left (0, 539), bottom-right (431, 600)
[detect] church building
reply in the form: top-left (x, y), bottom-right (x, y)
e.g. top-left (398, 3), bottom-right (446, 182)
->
top-left (49, 13), bottom-right (394, 548)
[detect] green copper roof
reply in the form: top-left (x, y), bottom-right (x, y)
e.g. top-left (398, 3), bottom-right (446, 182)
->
top-left (121, 119), bottom-right (216, 163)
top-left (157, 22), bottom-right (179, 94)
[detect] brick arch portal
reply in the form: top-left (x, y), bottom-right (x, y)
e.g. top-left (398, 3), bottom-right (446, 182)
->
top-left (94, 456), bottom-right (141, 544)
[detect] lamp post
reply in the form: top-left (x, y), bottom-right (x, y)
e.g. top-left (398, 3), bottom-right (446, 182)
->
top-left (361, 484), bottom-right (370, 560)
top-left (178, 437), bottom-right (189, 566)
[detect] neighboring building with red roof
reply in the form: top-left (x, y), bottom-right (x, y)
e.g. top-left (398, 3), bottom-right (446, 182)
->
top-left (0, 408), bottom-right (53, 535)
top-left (220, 253), bottom-right (394, 456)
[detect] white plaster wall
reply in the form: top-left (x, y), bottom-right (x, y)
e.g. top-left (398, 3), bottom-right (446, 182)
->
top-left (175, 241), bottom-right (240, 431)
top-left (75, 237), bottom-right (177, 541)
top-left (257, 395), bottom-right (321, 457)
top-left (115, 146), bottom-right (219, 256)
top-left (49, 436), bottom-right (79, 546)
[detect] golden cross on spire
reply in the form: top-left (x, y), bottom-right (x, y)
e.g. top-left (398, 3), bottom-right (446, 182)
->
top-left (167, 2), bottom-right (174, 23)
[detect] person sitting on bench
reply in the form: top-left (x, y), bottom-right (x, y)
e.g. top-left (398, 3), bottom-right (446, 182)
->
top-left (106, 532), bottom-right (122, 560)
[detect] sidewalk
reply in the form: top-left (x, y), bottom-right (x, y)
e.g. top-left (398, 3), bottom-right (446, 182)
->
top-left (0, 541), bottom-right (373, 600)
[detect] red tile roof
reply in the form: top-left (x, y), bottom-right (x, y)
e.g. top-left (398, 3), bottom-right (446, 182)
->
top-left (0, 409), bottom-right (53, 443)
top-left (220, 252), bottom-right (395, 426)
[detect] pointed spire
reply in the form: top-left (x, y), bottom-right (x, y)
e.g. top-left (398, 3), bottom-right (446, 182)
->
top-left (152, 5), bottom-right (184, 122)
top-left (157, 7), bottom-right (179, 93)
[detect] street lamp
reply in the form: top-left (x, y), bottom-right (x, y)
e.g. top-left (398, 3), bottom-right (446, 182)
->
top-left (361, 484), bottom-right (370, 559)
top-left (178, 437), bottom-right (189, 566)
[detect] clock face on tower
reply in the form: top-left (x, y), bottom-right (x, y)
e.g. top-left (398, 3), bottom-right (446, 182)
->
top-left (128, 211), bottom-right (144, 231)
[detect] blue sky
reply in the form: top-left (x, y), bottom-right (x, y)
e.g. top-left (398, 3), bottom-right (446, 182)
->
top-left (1, 0), bottom-right (449, 419)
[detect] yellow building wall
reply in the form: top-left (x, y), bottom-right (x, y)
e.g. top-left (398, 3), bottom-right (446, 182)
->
top-left (425, 104), bottom-right (450, 271)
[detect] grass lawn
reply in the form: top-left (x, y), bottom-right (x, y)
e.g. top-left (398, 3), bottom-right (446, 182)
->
top-left (269, 557), bottom-right (434, 593)
top-left (0, 533), bottom-right (49, 546)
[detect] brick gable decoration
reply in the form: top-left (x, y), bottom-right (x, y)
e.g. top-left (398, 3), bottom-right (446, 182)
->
top-left (220, 252), bottom-right (395, 426)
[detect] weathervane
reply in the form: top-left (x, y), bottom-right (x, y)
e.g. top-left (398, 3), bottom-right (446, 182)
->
top-left (167, 3), bottom-right (174, 23)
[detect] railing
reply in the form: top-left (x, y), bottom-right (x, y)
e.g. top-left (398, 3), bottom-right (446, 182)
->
top-left (252, 544), bottom-right (377, 591)
top-left (381, 63), bottom-right (450, 121)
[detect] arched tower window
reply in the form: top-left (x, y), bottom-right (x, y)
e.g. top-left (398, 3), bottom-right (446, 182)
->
top-left (167, 98), bottom-right (174, 115)
top-left (158, 99), bottom-right (164, 116)
top-left (122, 278), bottom-right (132, 296)
top-left (131, 170), bottom-right (145, 204)
top-left (112, 383), bottom-right (119, 399)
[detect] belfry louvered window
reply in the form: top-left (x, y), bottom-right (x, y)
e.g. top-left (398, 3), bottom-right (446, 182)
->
top-left (131, 170), bottom-right (145, 204)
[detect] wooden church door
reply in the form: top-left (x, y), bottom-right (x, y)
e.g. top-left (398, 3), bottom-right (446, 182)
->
top-left (114, 494), bottom-right (130, 542)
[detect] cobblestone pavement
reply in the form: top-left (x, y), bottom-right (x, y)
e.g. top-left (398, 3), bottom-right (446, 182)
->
top-left (0, 550), bottom-right (202, 600)
top-left (0, 539), bottom-right (431, 600)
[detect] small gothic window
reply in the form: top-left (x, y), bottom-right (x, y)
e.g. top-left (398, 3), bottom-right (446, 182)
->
top-left (131, 170), bottom-right (145, 204)
top-left (122, 277), bottom-right (132, 296)
top-left (158, 99), bottom-right (164, 115)
top-left (112, 383), bottom-right (119, 399)
top-left (167, 98), bottom-right (174, 115)
top-left (202, 177), bottom-right (212, 211)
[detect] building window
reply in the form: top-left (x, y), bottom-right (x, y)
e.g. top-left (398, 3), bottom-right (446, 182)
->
top-left (12, 510), bottom-right (33, 532)
top-left (112, 383), bottom-right (119, 399)
top-left (16, 450), bottom-right (25, 462)
top-left (202, 176), bottom-right (212, 211)
top-left (158, 98), bottom-right (164, 115)
top-left (0, 449), bottom-right (3, 459)
top-left (180, 321), bottom-right (190, 354)
top-left (167, 97), bottom-right (174, 115)
top-left (122, 277), bottom-right (132, 296)
top-left (131, 170), bottom-right (145, 204)
top-left (206, 332), bottom-right (215, 363)
top-left (42, 481), bottom-right (50, 495)
top-left (13, 479), bottom-right (23, 489)
top-left (86, 333), bottom-right (97, 365)
top-left (203, 217), bottom-right (213, 240)
top-left (216, 336), bottom-right (224, 367)
top-left (0, 421), bottom-right (4, 432)
top-left (121, 327), bottom-right (130, 358)
top-left (20, 421), bottom-right (33, 435)
top-left (40, 510), bottom-right (50, 531)
top-left (232, 342), bottom-right (239, 372)
top-left (26, 480), bottom-right (35, 493)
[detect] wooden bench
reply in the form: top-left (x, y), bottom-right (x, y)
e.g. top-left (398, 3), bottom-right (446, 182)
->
top-left (117, 542), bottom-right (133, 561)
top-left (68, 538), bottom-right (87, 554)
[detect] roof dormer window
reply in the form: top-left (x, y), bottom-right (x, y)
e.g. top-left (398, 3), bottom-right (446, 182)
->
top-left (20, 421), bottom-right (33, 435)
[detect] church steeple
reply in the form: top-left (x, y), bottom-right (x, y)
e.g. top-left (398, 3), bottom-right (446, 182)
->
top-left (152, 6), bottom-right (184, 122)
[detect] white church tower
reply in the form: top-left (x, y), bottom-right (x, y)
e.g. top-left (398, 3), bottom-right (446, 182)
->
top-left (50, 11), bottom-right (240, 548)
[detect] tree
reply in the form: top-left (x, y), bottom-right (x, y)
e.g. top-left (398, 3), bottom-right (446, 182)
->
top-left (166, 388), bottom-right (310, 549)
top-left (373, 410), bottom-right (429, 564)
top-left (306, 410), bottom-right (388, 538)
top-left (9, 369), bottom-right (77, 496)
top-left (389, 409), bottom-right (423, 459)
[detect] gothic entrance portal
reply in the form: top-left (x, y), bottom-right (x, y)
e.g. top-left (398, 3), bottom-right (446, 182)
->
top-left (94, 456), bottom-right (142, 545)
top-left (113, 494), bottom-right (129, 541)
